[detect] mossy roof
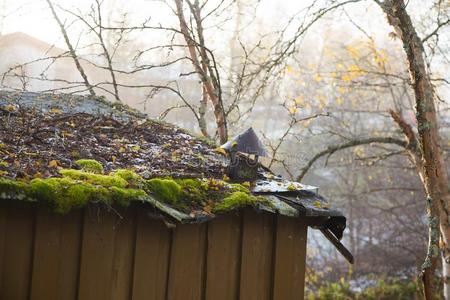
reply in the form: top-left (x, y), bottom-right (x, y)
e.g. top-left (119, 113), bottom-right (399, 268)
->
top-left (0, 91), bottom-right (346, 240)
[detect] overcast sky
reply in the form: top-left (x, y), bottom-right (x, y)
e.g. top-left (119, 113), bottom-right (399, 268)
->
top-left (0, 0), bottom-right (394, 49)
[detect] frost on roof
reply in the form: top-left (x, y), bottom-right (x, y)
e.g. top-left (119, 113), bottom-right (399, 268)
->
top-left (0, 91), bottom-right (226, 179)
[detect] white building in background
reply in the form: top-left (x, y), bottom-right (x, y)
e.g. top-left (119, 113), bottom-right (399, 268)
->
top-left (0, 32), bottom-right (76, 91)
top-left (0, 32), bottom-right (216, 132)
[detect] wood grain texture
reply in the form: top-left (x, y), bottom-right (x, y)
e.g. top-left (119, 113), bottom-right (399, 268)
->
top-left (205, 213), bottom-right (242, 300)
top-left (0, 202), bottom-right (7, 292)
top-left (0, 202), bottom-right (36, 300)
top-left (239, 209), bottom-right (275, 300)
top-left (77, 206), bottom-right (115, 300)
top-left (167, 223), bottom-right (207, 300)
top-left (0, 202), bottom-right (311, 300)
top-left (272, 216), bottom-right (308, 300)
top-left (56, 209), bottom-right (84, 300)
top-left (110, 208), bottom-right (136, 300)
top-left (30, 206), bottom-right (63, 300)
top-left (131, 210), bottom-right (171, 300)
top-left (29, 207), bottom-right (83, 300)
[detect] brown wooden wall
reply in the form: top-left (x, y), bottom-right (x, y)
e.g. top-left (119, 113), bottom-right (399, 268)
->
top-left (0, 201), bottom-right (307, 300)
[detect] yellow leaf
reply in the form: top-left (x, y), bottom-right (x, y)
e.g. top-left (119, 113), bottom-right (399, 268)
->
top-left (286, 65), bottom-right (294, 73)
top-left (49, 107), bottom-right (62, 114)
top-left (341, 74), bottom-right (352, 82)
top-left (214, 147), bottom-right (228, 156)
top-left (346, 44), bottom-right (360, 60)
top-left (313, 74), bottom-right (322, 82)
top-left (348, 65), bottom-right (364, 77)
top-left (223, 174), bottom-right (230, 182)
top-left (287, 183), bottom-right (297, 191)
top-left (288, 106), bottom-right (298, 114)
top-left (48, 160), bottom-right (60, 168)
top-left (119, 147), bottom-right (126, 153)
top-left (5, 104), bottom-right (17, 112)
top-left (294, 96), bottom-right (304, 105)
top-left (131, 145), bottom-right (140, 152)
top-left (336, 97), bottom-right (344, 106)
top-left (111, 155), bottom-right (117, 163)
top-left (313, 201), bottom-right (322, 208)
top-left (242, 181), bottom-right (251, 188)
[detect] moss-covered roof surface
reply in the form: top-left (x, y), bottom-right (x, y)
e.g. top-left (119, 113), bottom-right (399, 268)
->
top-left (0, 91), bottom-right (347, 240)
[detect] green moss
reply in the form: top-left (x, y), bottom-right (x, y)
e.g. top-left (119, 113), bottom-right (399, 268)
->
top-left (213, 191), bottom-right (257, 213)
top-left (28, 177), bottom-right (148, 213)
top-left (0, 178), bottom-right (31, 200)
top-left (113, 169), bottom-right (144, 188)
top-left (146, 178), bottom-right (182, 206)
top-left (30, 177), bottom-right (100, 213)
top-left (0, 164), bottom-right (263, 215)
top-left (110, 186), bottom-right (147, 207)
top-left (60, 169), bottom-right (128, 188)
top-left (75, 159), bottom-right (104, 174)
top-left (229, 183), bottom-right (251, 194)
top-left (176, 178), bottom-right (208, 204)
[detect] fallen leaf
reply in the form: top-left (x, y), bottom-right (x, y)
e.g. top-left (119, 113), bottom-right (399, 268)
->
top-left (214, 147), bottom-right (228, 156)
top-left (48, 160), bottom-right (60, 168)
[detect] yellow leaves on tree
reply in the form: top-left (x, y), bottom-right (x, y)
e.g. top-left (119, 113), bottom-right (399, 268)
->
top-left (288, 105), bottom-right (298, 115)
top-left (316, 93), bottom-right (327, 110)
top-left (346, 44), bottom-right (361, 60)
top-left (367, 40), bottom-right (388, 68)
top-left (286, 65), bottom-right (294, 73)
top-left (313, 74), bottom-right (322, 82)
top-left (341, 65), bottom-right (365, 82)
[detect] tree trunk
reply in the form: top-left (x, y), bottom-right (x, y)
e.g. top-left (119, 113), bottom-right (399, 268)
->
top-left (380, 1), bottom-right (450, 298)
top-left (174, 0), bottom-right (228, 144)
top-left (390, 110), bottom-right (439, 299)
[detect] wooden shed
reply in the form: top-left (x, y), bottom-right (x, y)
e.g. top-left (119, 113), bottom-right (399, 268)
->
top-left (0, 91), bottom-right (351, 300)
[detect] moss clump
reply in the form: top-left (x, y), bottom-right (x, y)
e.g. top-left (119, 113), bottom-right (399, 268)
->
top-left (113, 169), bottom-right (144, 188)
top-left (0, 168), bottom-right (175, 213)
top-left (30, 177), bottom-right (105, 213)
top-left (59, 169), bottom-right (128, 188)
top-left (75, 159), bottom-right (104, 174)
top-left (146, 178), bottom-right (182, 206)
top-left (176, 178), bottom-right (208, 204)
top-left (28, 177), bottom-right (147, 213)
top-left (229, 183), bottom-right (251, 194)
top-left (0, 178), bottom-right (31, 200)
top-left (213, 191), bottom-right (257, 213)
top-left (110, 186), bottom-right (147, 207)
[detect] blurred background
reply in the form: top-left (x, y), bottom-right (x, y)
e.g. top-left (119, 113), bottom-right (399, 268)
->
top-left (0, 0), bottom-right (449, 297)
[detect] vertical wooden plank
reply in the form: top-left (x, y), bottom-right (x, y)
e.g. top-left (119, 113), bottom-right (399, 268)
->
top-left (77, 206), bottom-right (117, 300)
top-left (110, 207), bottom-right (136, 300)
top-left (30, 206), bottom-right (63, 300)
top-left (239, 210), bottom-right (275, 300)
top-left (205, 214), bottom-right (241, 300)
top-left (78, 206), bottom-right (136, 300)
top-left (29, 206), bottom-right (83, 300)
top-left (272, 216), bottom-right (308, 300)
top-left (0, 201), bottom-right (36, 300)
top-left (57, 209), bottom-right (83, 300)
top-left (167, 223), bottom-right (207, 300)
top-left (131, 210), bottom-right (171, 300)
top-left (0, 202), bottom-right (7, 290)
